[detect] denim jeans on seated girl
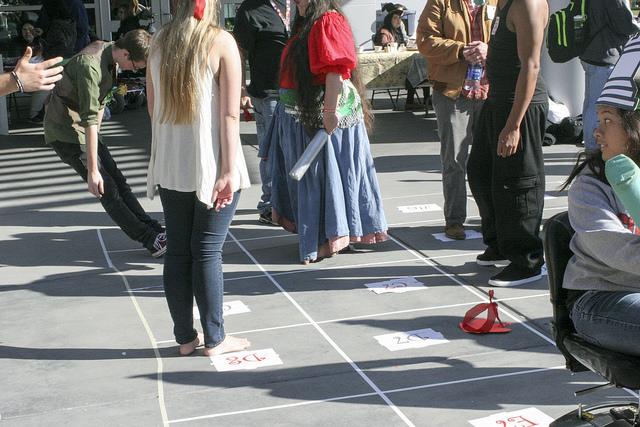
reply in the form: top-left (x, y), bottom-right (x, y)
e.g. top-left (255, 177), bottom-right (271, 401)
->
top-left (571, 290), bottom-right (640, 357)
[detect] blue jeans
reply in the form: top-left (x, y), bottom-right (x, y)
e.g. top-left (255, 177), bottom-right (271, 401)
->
top-left (571, 290), bottom-right (640, 357)
top-left (582, 61), bottom-right (614, 152)
top-left (252, 93), bottom-right (279, 214)
top-left (159, 188), bottom-right (239, 348)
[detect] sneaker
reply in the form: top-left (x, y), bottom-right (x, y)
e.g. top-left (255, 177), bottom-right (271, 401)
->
top-left (149, 232), bottom-right (167, 258)
top-left (476, 247), bottom-right (510, 267)
top-left (488, 264), bottom-right (543, 287)
top-left (258, 210), bottom-right (278, 226)
top-left (444, 223), bottom-right (466, 240)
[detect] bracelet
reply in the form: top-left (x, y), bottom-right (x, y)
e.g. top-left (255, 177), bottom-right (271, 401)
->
top-left (10, 71), bottom-right (24, 93)
top-left (322, 108), bottom-right (336, 113)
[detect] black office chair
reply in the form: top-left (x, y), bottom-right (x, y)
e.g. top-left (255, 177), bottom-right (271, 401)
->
top-left (543, 212), bottom-right (640, 426)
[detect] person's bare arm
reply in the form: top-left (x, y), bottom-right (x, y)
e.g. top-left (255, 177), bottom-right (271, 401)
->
top-left (323, 73), bottom-right (342, 134)
top-left (146, 61), bottom-right (154, 118)
top-left (0, 73), bottom-right (19, 97)
top-left (497, 0), bottom-right (548, 158)
top-left (0, 47), bottom-right (63, 96)
top-left (238, 48), bottom-right (253, 109)
top-left (214, 31), bottom-right (243, 211)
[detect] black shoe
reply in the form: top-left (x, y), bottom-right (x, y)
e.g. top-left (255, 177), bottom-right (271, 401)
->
top-left (476, 247), bottom-right (510, 267)
top-left (488, 264), bottom-right (542, 287)
top-left (258, 210), bottom-right (278, 226)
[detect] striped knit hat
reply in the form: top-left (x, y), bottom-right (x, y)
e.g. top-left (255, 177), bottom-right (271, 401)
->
top-left (597, 33), bottom-right (640, 111)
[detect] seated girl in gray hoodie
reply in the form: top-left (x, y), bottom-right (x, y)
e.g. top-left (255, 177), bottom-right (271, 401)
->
top-left (561, 38), bottom-right (640, 357)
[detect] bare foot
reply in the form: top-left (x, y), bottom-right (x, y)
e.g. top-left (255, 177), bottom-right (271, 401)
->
top-left (203, 335), bottom-right (250, 357)
top-left (179, 333), bottom-right (203, 356)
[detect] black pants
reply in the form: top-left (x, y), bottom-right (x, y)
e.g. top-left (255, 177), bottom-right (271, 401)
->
top-left (50, 141), bottom-right (162, 249)
top-left (467, 100), bottom-right (548, 270)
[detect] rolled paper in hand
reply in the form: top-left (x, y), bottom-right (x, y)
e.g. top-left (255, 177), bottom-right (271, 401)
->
top-left (289, 129), bottom-right (329, 181)
top-left (605, 154), bottom-right (640, 224)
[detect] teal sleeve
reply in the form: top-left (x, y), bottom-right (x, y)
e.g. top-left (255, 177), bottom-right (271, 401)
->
top-left (605, 154), bottom-right (640, 225)
top-left (75, 57), bottom-right (102, 128)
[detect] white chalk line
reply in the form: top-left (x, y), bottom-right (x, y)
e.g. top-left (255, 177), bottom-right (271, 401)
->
top-left (127, 252), bottom-right (481, 291)
top-left (389, 205), bottom-right (568, 227)
top-left (387, 235), bottom-right (557, 347)
top-left (167, 365), bottom-right (564, 424)
top-left (225, 231), bottom-right (416, 427)
top-left (96, 229), bottom-right (169, 426)
top-left (154, 293), bottom-right (550, 345)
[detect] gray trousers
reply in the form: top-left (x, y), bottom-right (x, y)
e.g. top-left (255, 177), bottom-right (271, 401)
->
top-left (431, 90), bottom-right (483, 225)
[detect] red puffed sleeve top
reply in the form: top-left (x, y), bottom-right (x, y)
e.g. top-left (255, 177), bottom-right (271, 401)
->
top-left (280, 11), bottom-right (357, 89)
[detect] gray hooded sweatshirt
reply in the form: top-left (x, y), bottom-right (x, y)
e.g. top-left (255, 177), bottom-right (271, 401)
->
top-left (564, 169), bottom-right (640, 292)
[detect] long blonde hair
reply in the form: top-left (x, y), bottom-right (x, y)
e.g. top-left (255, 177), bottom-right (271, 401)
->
top-left (153, 0), bottom-right (219, 124)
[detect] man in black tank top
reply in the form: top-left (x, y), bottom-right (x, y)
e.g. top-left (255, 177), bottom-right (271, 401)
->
top-left (467, 0), bottom-right (549, 287)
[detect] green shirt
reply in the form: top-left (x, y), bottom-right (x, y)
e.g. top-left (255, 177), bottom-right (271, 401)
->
top-left (44, 42), bottom-right (115, 146)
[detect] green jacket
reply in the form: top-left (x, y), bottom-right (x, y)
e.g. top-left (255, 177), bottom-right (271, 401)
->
top-left (44, 41), bottom-right (115, 146)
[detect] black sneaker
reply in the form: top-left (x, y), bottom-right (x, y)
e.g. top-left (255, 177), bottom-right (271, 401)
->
top-left (488, 264), bottom-right (543, 287)
top-left (149, 232), bottom-right (167, 258)
top-left (476, 247), bottom-right (510, 267)
top-left (258, 210), bottom-right (278, 226)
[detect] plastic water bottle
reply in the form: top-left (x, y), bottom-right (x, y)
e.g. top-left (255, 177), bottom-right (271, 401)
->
top-left (463, 63), bottom-right (483, 92)
top-left (574, 15), bottom-right (585, 44)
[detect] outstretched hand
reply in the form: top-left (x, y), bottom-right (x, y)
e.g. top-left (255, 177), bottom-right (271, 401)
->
top-left (14, 47), bottom-right (64, 92)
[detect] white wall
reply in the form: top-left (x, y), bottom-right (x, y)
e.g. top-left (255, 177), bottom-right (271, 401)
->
top-left (343, 0), bottom-right (426, 49)
top-left (542, 0), bottom-right (585, 115)
top-left (342, 0), bottom-right (379, 49)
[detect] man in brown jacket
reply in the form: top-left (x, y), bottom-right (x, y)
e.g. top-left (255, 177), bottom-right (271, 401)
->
top-left (417, 0), bottom-right (497, 240)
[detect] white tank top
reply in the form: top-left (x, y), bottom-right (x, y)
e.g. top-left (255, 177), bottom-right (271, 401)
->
top-left (146, 49), bottom-right (251, 208)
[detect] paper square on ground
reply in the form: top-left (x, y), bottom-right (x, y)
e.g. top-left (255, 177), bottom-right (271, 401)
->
top-left (469, 407), bottom-right (554, 427)
top-left (432, 230), bottom-right (482, 242)
top-left (193, 300), bottom-right (250, 320)
top-left (223, 300), bottom-right (251, 316)
top-left (397, 204), bottom-right (442, 213)
top-left (210, 348), bottom-right (283, 372)
top-left (365, 277), bottom-right (426, 294)
top-left (374, 328), bottom-right (449, 351)
top-left (468, 412), bottom-right (508, 427)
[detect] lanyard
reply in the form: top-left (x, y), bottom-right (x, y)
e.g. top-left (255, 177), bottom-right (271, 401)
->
top-left (270, 0), bottom-right (291, 32)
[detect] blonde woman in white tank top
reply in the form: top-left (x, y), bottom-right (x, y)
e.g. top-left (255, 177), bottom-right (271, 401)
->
top-left (146, 0), bottom-right (251, 357)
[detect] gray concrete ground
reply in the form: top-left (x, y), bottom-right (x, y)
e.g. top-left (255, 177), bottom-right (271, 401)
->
top-left (0, 97), bottom-right (634, 426)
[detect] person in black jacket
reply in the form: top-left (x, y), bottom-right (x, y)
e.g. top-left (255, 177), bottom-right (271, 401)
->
top-left (7, 20), bottom-right (44, 58)
top-left (579, 0), bottom-right (639, 153)
top-left (233, 0), bottom-right (292, 225)
top-left (36, 0), bottom-right (90, 58)
top-left (113, 0), bottom-right (149, 40)
top-left (373, 4), bottom-right (408, 47)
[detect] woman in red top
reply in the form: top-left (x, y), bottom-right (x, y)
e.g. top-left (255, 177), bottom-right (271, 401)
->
top-left (260, 0), bottom-right (388, 264)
